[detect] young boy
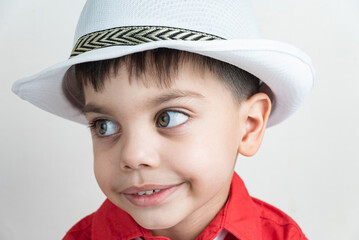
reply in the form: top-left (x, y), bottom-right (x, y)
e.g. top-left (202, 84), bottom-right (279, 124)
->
top-left (12, 0), bottom-right (314, 239)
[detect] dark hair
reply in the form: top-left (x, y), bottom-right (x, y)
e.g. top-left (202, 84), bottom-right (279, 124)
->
top-left (63, 48), bottom-right (260, 109)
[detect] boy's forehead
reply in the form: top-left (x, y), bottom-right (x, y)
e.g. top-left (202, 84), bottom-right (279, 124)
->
top-left (82, 62), bottom-right (231, 113)
top-left (86, 61), bottom-right (210, 94)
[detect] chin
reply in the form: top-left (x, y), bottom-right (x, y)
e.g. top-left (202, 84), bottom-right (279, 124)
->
top-left (132, 212), bottom-right (180, 230)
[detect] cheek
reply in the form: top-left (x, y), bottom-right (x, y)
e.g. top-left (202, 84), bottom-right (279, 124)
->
top-left (165, 120), bottom-right (238, 181)
top-left (92, 147), bottom-right (117, 194)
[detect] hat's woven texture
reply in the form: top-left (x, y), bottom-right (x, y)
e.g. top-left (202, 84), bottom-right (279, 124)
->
top-left (74, 0), bottom-right (260, 43)
top-left (12, 0), bottom-right (314, 127)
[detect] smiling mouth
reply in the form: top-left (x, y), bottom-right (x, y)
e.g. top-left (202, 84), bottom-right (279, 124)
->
top-left (135, 189), bottom-right (161, 196)
top-left (122, 183), bottom-right (183, 207)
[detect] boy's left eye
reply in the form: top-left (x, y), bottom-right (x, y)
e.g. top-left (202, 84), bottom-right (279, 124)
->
top-left (91, 119), bottom-right (120, 136)
top-left (156, 111), bottom-right (189, 128)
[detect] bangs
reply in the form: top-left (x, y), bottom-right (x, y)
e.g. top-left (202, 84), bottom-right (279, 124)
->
top-left (75, 49), bottom-right (212, 90)
top-left (63, 48), bottom-right (260, 110)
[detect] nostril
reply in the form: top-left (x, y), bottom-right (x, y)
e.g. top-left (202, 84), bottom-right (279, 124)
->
top-left (140, 163), bottom-right (150, 167)
top-left (123, 163), bottom-right (151, 170)
top-left (123, 165), bottom-right (132, 170)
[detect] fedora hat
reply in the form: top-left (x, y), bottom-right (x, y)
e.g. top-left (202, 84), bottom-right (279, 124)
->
top-left (12, 0), bottom-right (315, 127)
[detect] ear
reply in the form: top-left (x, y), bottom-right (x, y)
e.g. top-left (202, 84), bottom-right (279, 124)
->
top-left (237, 93), bottom-right (271, 157)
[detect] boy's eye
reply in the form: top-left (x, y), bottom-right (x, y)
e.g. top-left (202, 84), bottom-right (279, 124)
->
top-left (157, 111), bottom-right (189, 128)
top-left (92, 119), bottom-right (119, 136)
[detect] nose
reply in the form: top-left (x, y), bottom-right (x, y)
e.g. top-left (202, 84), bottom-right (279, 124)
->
top-left (118, 129), bottom-right (160, 170)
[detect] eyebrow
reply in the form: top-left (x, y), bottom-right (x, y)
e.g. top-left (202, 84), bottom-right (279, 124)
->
top-left (82, 90), bottom-right (204, 114)
top-left (82, 103), bottom-right (113, 115)
top-left (146, 90), bottom-right (205, 107)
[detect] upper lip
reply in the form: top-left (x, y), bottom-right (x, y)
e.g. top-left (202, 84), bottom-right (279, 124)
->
top-left (121, 183), bottom-right (182, 194)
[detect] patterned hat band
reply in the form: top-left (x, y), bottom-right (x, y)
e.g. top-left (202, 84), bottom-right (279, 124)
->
top-left (70, 26), bottom-right (225, 58)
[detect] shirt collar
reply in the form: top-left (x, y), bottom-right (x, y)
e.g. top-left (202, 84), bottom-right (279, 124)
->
top-left (91, 172), bottom-right (262, 240)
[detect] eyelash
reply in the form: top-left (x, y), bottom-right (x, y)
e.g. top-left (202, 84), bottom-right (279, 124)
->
top-left (88, 118), bottom-right (120, 137)
top-left (87, 120), bottom-right (99, 131)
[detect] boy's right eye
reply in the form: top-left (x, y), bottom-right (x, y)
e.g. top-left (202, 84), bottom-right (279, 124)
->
top-left (90, 119), bottom-right (120, 136)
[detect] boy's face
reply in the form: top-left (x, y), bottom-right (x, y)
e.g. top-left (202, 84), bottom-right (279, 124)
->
top-left (83, 62), bottom-right (246, 232)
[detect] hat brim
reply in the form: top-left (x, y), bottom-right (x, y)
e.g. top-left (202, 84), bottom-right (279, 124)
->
top-left (12, 39), bottom-right (314, 127)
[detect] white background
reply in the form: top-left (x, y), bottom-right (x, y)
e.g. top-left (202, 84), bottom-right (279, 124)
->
top-left (1, 0), bottom-right (358, 239)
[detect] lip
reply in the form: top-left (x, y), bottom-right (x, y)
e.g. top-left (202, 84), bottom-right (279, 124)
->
top-left (122, 183), bottom-right (183, 207)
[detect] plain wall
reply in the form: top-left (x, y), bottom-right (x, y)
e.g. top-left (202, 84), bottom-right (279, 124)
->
top-left (1, 0), bottom-right (358, 239)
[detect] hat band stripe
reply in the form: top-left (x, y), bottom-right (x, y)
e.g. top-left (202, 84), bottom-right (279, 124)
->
top-left (70, 26), bottom-right (224, 58)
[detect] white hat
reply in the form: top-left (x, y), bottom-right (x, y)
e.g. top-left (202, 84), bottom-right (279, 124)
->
top-left (12, 0), bottom-right (315, 127)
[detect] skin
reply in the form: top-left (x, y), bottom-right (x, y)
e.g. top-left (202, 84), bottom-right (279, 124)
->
top-left (83, 61), bottom-right (271, 240)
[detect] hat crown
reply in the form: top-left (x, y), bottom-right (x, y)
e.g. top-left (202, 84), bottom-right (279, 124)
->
top-left (12, 0), bottom-right (314, 127)
top-left (74, 0), bottom-right (260, 46)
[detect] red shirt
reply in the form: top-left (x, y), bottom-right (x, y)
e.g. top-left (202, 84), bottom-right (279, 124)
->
top-left (63, 173), bottom-right (307, 240)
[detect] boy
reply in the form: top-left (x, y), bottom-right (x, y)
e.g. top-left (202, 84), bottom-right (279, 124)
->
top-left (12, 0), bottom-right (314, 239)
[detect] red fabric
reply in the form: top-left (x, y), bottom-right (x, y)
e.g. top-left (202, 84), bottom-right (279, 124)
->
top-left (63, 173), bottom-right (307, 240)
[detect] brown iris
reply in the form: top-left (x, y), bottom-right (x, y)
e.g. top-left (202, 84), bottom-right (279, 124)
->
top-left (96, 120), bottom-right (108, 135)
top-left (158, 112), bottom-right (170, 127)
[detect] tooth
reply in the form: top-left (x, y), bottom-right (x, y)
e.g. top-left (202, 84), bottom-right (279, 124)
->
top-left (154, 189), bottom-right (160, 193)
top-left (145, 190), bottom-right (154, 195)
top-left (138, 191), bottom-right (146, 195)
